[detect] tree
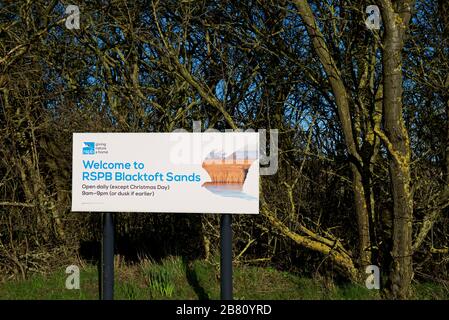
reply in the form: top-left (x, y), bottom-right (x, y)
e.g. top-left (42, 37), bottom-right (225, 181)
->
top-left (375, 0), bottom-right (416, 299)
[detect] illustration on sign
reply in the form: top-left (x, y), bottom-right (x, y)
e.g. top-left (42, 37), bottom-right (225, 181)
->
top-left (202, 147), bottom-right (258, 201)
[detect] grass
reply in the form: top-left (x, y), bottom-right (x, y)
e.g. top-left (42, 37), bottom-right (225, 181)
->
top-left (0, 257), bottom-right (447, 300)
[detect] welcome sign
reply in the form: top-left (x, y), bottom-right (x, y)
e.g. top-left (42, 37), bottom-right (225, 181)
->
top-left (72, 133), bottom-right (259, 214)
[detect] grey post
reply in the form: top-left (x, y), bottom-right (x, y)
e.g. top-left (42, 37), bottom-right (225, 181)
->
top-left (220, 214), bottom-right (233, 300)
top-left (102, 212), bottom-right (114, 300)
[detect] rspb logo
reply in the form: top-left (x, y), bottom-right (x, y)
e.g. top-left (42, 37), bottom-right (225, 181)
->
top-left (82, 142), bottom-right (95, 155)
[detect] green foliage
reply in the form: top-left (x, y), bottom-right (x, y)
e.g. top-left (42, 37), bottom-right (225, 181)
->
top-left (140, 257), bottom-right (184, 298)
top-left (119, 283), bottom-right (139, 300)
top-left (147, 269), bottom-right (175, 298)
top-left (0, 259), bottom-right (447, 300)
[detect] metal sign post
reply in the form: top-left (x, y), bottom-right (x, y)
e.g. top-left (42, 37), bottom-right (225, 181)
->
top-left (220, 214), bottom-right (233, 300)
top-left (102, 212), bottom-right (114, 300)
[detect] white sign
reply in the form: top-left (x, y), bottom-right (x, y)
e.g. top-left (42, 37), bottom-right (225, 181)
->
top-left (72, 133), bottom-right (259, 214)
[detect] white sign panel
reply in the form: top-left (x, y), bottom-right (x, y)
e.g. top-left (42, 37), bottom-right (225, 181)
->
top-left (72, 133), bottom-right (259, 214)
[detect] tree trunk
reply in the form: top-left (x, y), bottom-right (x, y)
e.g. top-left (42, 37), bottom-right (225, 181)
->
top-left (352, 167), bottom-right (372, 268)
top-left (444, 97), bottom-right (449, 185)
top-left (261, 201), bottom-right (357, 280)
top-left (293, 0), bottom-right (372, 271)
top-left (379, 0), bottom-right (416, 299)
